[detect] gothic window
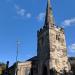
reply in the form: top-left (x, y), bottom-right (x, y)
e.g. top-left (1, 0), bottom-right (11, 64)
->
top-left (56, 34), bottom-right (65, 46)
top-left (56, 34), bottom-right (60, 41)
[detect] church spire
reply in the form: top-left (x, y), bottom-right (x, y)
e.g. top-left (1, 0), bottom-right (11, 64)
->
top-left (45, 0), bottom-right (54, 27)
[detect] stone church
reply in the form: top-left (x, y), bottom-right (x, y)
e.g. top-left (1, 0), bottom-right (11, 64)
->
top-left (6, 0), bottom-right (73, 75)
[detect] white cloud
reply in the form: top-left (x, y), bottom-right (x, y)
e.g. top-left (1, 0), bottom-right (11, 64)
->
top-left (26, 13), bottom-right (31, 18)
top-left (37, 12), bottom-right (45, 21)
top-left (68, 44), bottom-right (75, 56)
top-left (14, 4), bottom-right (32, 19)
top-left (14, 4), bottom-right (26, 17)
top-left (68, 44), bottom-right (75, 51)
top-left (62, 18), bottom-right (75, 27)
top-left (17, 9), bottom-right (25, 16)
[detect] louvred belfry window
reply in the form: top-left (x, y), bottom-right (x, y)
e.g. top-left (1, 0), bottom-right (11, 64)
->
top-left (56, 34), bottom-right (60, 41)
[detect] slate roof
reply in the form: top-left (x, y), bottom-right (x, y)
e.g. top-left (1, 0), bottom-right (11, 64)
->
top-left (27, 56), bottom-right (38, 61)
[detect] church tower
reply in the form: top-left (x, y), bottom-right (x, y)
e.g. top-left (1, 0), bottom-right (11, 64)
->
top-left (37, 0), bottom-right (71, 75)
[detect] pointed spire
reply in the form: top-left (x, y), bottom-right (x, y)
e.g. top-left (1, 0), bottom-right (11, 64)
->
top-left (45, 0), bottom-right (54, 27)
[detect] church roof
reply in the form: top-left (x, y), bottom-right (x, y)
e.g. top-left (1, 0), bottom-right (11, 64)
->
top-left (27, 56), bottom-right (38, 61)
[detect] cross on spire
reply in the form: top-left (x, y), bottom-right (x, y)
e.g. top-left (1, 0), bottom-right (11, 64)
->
top-left (45, 0), bottom-right (54, 27)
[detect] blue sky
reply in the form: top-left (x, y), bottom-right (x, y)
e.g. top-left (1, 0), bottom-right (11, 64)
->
top-left (0, 0), bottom-right (75, 65)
